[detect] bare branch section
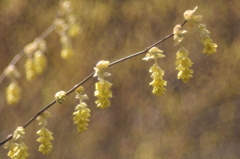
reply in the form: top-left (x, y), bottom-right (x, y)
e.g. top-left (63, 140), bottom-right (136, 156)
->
top-left (0, 20), bottom-right (187, 146)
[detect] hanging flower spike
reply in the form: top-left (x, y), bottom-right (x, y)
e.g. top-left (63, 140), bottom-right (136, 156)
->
top-left (7, 142), bottom-right (29, 159)
top-left (7, 127), bottom-right (29, 159)
top-left (55, 91), bottom-right (66, 104)
top-left (73, 86), bottom-right (90, 132)
top-left (173, 24), bottom-right (187, 45)
top-left (36, 127), bottom-right (54, 155)
top-left (175, 47), bottom-right (194, 83)
top-left (198, 24), bottom-right (217, 55)
top-left (73, 103), bottom-right (90, 132)
top-left (37, 111), bottom-right (52, 127)
top-left (143, 47), bottom-right (167, 96)
top-left (184, 6), bottom-right (203, 27)
top-left (34, 50), bottom-right (47, 75)
top-left (24, 57), bottom-right (36, 81)
top-left (149, 64), bottom-right (167, 96)
top-left (94, 60), bottom-right (113, 109)
top-left (36, 111), bottom-right (53, 155)
top-left (55, 0), bottom-right (78, 60)
top-left (6, 81), bottom-right (21, 105)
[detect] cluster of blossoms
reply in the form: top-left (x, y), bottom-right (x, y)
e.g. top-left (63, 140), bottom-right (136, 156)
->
top-left (4, 127), bottom-right (29, 159)
top-left (94, 60), bottom-right (113, 109)
top-left (172, 6), bottom-right (217, 82)
top-left (73, 86), bottom-right (91, 132)
top-left (36, 111), bottom-right (54, 155)
top-left (184, 7), bottom-right (217, 55)
top-left (24, 38), bottom-right (48, 81)
top-left (143, 47), bottom-right (167, 96)
top-left (175, 47), bottom-right (193, 83)
top-left (4, 65), bottom-right (21, 105)
top-left (55, 91), bottom-right (66, 104)
top-left (173, 24), bottom-right (193, 83)
top-left (54, 0), bottom-right (81, 59)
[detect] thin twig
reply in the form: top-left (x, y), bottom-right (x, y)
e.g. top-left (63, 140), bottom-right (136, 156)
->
top-left (0, 20), bottom-right (187, 146)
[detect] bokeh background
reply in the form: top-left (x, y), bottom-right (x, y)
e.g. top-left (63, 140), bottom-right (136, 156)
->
top-left (0, 0), bottom-right (240, 158)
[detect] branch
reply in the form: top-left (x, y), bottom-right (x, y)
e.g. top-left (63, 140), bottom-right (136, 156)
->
top-left (0, 20), bottom-right (187, 146)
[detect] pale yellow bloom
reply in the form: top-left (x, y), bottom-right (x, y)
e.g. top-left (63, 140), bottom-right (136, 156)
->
top-left (95, 60), bottom-right (110, 69)
top-left (13, 127), bottom-right (25, 141)
top-left (34, 50), bottom-right (47, 75)
top-left (143, 47), bottom-right (165, 61)
top-left (198, 24), bottom-right (217, 55)
top-left (149, 64), bottom-right (167, 96)
top-left (73, 103), bottom-right (90, 132)
top-left (55, 91), bottom-right (66, 104)
top-left (202, 37), bottom-right (218, 55)
top-left (173, 24), bottom-right (187, 44)
top-left (183, 6), bottom-right (203, 27)
top-left (94, 60), bottom-right (112, 108)
top-left (36, 127), bottom-right (54, 154)
top-left (24, 58), bottom-right (36, 81)
top-left (175, 47), bottom-right (193, 83)
top-left (94, 81), bottom-right (112, 109)
top-left (6, 81), bottom-right (21, 105)
top-left (7, 142), bottom-right (29, 159)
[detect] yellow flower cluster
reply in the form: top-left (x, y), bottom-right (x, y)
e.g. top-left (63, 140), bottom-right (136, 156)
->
top-left (149, 64), bottom-right (167, 96)
top-left (143, 47), bottom-right (167, 96)
top-left (198, 24), bottom-right (217, 55)
top-left (34, 50), bottom-right (47, 74)
top-left (60, 1), bottom-right (81, 38)
top-left (13, 127), bottom-right (25, 140)
top-left (73, 86), bottom-right (90, 132)
top-left (184, 7), bottom-right (203, 27)
top-left (94, 61), bottom-right (113, 109)
top-left (183, 7), bottom-right (217, 55)
top-left (5, 127), bottom-right (29, 159)
top-left (24, 39), bottom-right (48, 81)
top-left (4, 65), bottom-right (22, 105)
top-left (7, 142), bottom-right (29, 159)
top-left (73, 103), bottom-right (90, 132)
top-left (36, 127), bottom-right (54, 154)
top-left (24, 58), bottom-right (35, 81)
top-left (55, 91), bottom-right (66, 104)
top-left (175, 47), bottom-right (193, 83)
top-left (173, 24), bottom-right (187, 44)
top-left (6, 81), bottom-right (21, 105)
top-left (95, 81), bottom-right (113, 108)
top-left (55, 1), bottom-right (81, 59)
top-left (36, 111), bottom-right (54, 155)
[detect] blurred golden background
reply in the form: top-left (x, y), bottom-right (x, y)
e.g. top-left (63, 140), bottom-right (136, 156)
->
top-left (0, 0), bottom-right (240, 158)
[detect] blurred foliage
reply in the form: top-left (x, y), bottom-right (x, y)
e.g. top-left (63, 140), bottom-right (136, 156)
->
top-left (0, 0), bottom-right (240, 159)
